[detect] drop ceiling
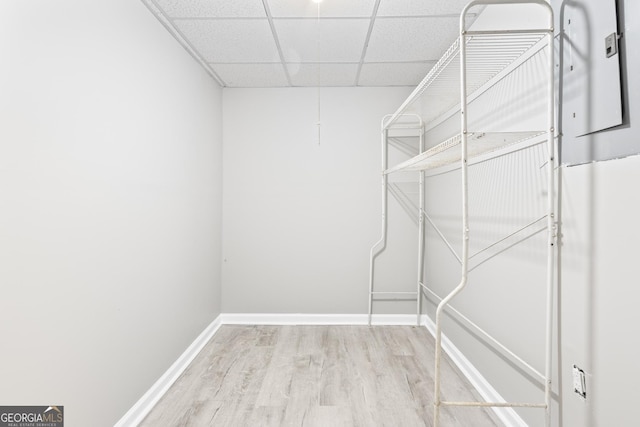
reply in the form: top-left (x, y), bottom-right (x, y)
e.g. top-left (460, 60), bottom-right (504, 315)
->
top-left (142, 0), bottom-right (479, 88)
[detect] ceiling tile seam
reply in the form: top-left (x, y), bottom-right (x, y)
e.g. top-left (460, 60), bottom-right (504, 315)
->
top-left (140, 0), bottom-right (227, 87)
top-left (269, 15), bottom-right (473, 20)
top-left (208, 61), bottom-right (281, 65)
top-left (353, 0), bottom-right (382, 86)
top-left (289, 84), bottom-right (358, 88)
top-left (375, 14), bottom-right (473, 19)
top-left (363, 61), bottom-right (439, 64)
top-left (207, 62), bottom-right (361, 65)
top-left (169, 17), bottom-right (374, 21)
top-left (170, 17), bottom-right (267, 21)
top-left (287, 62), bottom-right (361, 65)
top-left (261, 0), bottom-right (292, 87)
top-left (272, 16), bottom-right (371, 20)
top-left (357, 84), bottom-right (416, 87)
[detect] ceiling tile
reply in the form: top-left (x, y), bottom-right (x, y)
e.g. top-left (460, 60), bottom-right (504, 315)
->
top-left (212, 64), bottom-right (289, 87)
top-left (287, 63), bottom-right (358, 86)
top-left (154, 0), bottom-right (266, 18)
top-left (174, 19), bottom-right (280, 63)
top-left (268, 0), bottom-right (376, 18)
top-left (147, 0), bottom-right (474, 87)
top-left (377, 0), bottom-right (471, 16)
top-left (365, 17), bottom-right (459, 62)
top-left (358, 62), bottom-right (436, 86)
top-left (276, 19), bottom-right (369, 63)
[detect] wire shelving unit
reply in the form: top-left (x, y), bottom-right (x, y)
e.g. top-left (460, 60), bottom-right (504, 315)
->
top-left (367, 1), bottom-right (556, 426)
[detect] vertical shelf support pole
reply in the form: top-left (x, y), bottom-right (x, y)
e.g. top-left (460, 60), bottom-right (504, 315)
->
top-left (417, 125), bottom-right (425, 326)
top-left (434, 10), bottom-right (471, 426)
top-left (432, 3), bottom-right (555, 426)
top-left (543, 4), bottom-right (556, 426)
top-left (368, 122), bottom-right (390, 326)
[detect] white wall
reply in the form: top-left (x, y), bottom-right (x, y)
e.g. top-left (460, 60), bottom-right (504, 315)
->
top-left (556, 0), bottom-right (640, 426)
top-left (559, 156), bottom-right (640, 427)
top-left (0, 1), bottom-right (223, 426)
top-left (222, 87), bottom-right (414, 314)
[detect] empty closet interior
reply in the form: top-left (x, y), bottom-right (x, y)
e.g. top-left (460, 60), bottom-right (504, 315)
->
top-left (2, 0), bottom-right (638, 426)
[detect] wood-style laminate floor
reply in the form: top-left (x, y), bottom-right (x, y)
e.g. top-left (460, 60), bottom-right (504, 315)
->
top-left (140, 325), bottom-right (503, 427)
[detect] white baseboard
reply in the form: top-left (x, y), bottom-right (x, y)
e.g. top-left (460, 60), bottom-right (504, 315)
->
top-left (116, 312), bottom-right (525, 427)
top-left (421, 315), bottom-right (528, 427)
top-left (220, 312), bottom-right (422, 326)
top-left (114, 315), bottom-right (223, 427)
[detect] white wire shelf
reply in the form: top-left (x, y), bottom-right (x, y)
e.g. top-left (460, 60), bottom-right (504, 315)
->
top-left (384, 32), bottom-right (547, 130)
top-left (372, 2), bottom-right (556, 426)
top-left (383, 131), bottom-right (544, 174)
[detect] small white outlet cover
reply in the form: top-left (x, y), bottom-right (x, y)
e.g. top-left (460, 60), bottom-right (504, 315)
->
top-left (572, 365), bottom-right (587, 399)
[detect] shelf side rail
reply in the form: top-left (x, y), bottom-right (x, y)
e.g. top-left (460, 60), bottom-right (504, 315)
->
top-left (432, 1), bottom-right (555, 426)
top-left (368, 114), bottom-right (424, 326)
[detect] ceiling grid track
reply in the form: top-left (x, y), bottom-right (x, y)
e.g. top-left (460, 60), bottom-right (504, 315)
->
top-left (261, 0), bottom-right (293, 86)
top-left (354, 0), bottom-right (382, 86)
top-left (143, 0), bottom-right (483, 88)
top-left (140, 0), bottom-right (227, 87)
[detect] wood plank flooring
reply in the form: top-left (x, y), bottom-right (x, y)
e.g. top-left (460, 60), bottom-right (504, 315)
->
top-left (140, 325), bottom-right (503, 427)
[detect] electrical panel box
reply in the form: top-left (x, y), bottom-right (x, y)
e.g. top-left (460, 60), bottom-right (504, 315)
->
top-left (556, 0), bottom-right (622, 137)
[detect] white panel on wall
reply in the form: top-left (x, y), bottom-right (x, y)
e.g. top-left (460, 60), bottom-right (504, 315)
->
top-left (557, 0), bottom-right (640, 165)
top-left (559, 0), bottom-right (622, 137)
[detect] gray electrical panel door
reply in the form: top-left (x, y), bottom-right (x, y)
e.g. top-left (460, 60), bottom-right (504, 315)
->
top-left (558, 0), bottom-right (622, 137)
